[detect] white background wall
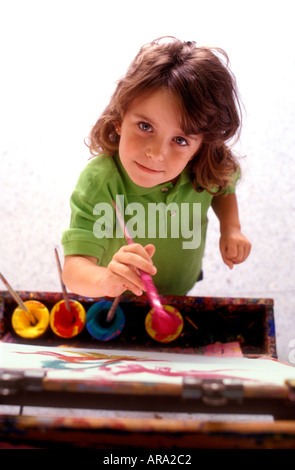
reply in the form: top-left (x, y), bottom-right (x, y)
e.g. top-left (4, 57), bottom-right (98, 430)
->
top-left (0, 0), bottom-right (294, 361)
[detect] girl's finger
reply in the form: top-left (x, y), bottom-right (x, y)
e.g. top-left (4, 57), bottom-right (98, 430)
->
top-left (114, 246), bottom-right (157, 275)
top-left (108, 259), bottom-right (144, 294)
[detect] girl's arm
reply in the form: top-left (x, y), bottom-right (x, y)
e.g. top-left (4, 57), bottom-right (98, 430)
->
top-left (211, 193), bottom-right (251, 269)
top-left (62, 243), bottom-right (156, 298)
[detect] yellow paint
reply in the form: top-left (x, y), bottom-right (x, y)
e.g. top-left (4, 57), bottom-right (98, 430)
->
top-left (11, 300), bottom-right (49, 338)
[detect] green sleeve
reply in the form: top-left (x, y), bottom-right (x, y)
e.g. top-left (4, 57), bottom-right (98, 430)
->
top-left (222, 167), bottom-right (241, 195)
top-left (61, 188), bottom-right (107, 262)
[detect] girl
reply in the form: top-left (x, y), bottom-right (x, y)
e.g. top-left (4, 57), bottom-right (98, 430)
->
top-left (61, 37), bottom-right (251, 298)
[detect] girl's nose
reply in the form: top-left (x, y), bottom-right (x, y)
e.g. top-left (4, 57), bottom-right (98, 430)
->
top-left (145, 138), bottom-right (166, 161)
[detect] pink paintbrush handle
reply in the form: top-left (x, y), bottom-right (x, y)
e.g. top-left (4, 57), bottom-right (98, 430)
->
top-left (112, 200), bottom-right (164, 309)
top-left (139, 271), bottom-right (164, 313)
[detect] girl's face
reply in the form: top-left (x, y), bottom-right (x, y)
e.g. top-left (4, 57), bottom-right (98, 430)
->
top-left (116, 89), bottom-right (203, 188)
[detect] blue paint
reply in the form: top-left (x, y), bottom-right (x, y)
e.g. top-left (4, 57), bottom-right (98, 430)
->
top-left (86, 300), bottom-right (125, 341)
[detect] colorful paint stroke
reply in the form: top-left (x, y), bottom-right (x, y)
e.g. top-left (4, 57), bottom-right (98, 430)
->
top-left (1, 343), bottom-right (294, 388)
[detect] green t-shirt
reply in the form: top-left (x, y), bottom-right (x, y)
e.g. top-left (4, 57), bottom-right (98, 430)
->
top-left (61, 154), bottom-right (235, 295)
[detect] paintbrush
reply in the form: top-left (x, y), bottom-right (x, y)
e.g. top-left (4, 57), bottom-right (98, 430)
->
top-left (54, 248), bottom-right (73, 323)
top-left (106, 295), bottom-right (121, 323)
top-left (0, 272), bottom-right (36, 325)
top-left (112, 200), bottom-right (177, 335)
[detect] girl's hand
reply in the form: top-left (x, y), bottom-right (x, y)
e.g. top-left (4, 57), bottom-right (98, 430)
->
top-left (219, 230), bottom-right (251, 270)
top-left (101, 243), bottom-right (156, 297)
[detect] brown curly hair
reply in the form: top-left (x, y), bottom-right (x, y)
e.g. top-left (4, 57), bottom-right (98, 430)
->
top-left (86, 37), bottom-right (242, 194)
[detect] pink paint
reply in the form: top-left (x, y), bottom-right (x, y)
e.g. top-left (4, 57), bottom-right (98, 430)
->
top-left (150, 307), bottom-right (183, 337)
top-left (145, 306), bottom-right (183, 343)
top-left (140, 271), bottom-right (179, 335)
top-left (105, 363), bottom-right (259, 382)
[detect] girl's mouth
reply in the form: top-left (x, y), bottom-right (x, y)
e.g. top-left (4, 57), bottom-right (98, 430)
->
top-left (135, 162), bottom-right (164, 174)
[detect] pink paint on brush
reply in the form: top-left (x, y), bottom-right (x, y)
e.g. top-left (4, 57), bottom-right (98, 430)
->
top-left (112, 200), bottom-right (180, 335)
top-left (140, 272), bottom-right (178, 335)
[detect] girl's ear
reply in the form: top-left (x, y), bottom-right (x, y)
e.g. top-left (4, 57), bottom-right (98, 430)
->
top-left (113, 121), bottom-right (121, 135)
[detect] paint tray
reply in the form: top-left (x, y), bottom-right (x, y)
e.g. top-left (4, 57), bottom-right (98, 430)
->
top-left (0, 291), bottom-right (276, 355)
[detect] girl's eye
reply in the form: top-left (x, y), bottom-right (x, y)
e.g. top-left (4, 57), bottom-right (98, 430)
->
top-left (174, 136), bottom-right (188, 146)
top-left (138, 122), bottom-right (153, 132)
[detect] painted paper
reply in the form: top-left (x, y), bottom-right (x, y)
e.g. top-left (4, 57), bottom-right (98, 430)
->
top-left (1, 342), bottom-right (294, 387)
